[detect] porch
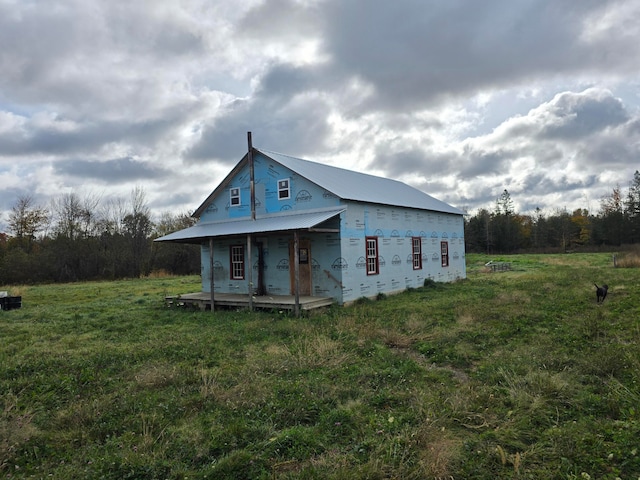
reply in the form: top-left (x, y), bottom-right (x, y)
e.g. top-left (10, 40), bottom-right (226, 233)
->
top-left (165, 292), bottom-right (335, 312)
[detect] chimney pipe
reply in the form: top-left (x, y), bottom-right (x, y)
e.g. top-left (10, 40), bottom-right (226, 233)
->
top-left (248, 132), bottom-right (256, 221)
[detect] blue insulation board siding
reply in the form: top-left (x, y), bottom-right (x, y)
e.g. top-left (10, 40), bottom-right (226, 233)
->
top-left (339, 202), bottom-right (465, 304)
top-left (200, 231), bottom-right (343, 301)
top-left (200, 201), bottom-right (465, 303)
top-left (196, 150), bottom-right (465, 304)
top-left (199, 152), bottom-right (341, 223)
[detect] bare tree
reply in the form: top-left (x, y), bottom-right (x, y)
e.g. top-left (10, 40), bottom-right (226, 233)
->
top-left (96, 197), bottom-right (128, 235)
top-left (8, 195), bottom-right (49, 245)
top-left (123, 186), bottom-right (153, 277)
top-left (51, 192), bottom-right (101, 240)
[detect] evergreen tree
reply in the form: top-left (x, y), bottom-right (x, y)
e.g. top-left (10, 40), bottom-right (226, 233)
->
top-left (599, 186), bottom-right (625, 245)
top-left (625, 170), bottom-right (640, 243)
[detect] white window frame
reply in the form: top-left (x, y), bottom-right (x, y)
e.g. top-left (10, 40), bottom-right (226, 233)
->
top-left (412, 237), bottom-right (422, 270)
top-left (441, 241), bottom-right (449, 267)
top-left (366, 237), bottom-right (379, 275)
top-left (230, 187), bottom-right (241, 206)
top-left (278, 178), bottom-right (290, 200)
top-left (230, 245), bottom-right (245, 279)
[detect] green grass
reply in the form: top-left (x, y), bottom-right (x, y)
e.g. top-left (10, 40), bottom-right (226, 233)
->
top-left (1, 253), bottom-right (639, 479)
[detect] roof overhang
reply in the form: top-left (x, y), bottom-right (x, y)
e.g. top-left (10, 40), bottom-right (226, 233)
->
top-left (155, 207), bottom-right (345, 244)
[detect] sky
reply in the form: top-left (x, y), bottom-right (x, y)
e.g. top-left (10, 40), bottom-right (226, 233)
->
top-left (2, 0), bottom-right (640, 230)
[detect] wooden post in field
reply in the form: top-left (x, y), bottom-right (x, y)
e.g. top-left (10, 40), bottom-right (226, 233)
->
top-left (294, 231), bottom-right (300, 317)
top-left (247, 131), bottom-right (255, 312)
top-left (247, 234), bottom-right (253, 311)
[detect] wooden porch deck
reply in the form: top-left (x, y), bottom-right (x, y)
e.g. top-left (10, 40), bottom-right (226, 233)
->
top-left (165, 292), bottom-right (335, 312)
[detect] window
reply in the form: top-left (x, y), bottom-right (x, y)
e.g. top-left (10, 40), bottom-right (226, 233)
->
top-left (366, 237), bottom-right (379, 275)
top-left (230, 187), bottom-right (240, 206)
top-left (278, 179), bottom-right (290, 200)
top-left (412, 237), bottom-right (422, 270)
top-left (441, 241), bottom-right (449, 267)
top-left (230, 245), bottom-right (245, 279)
top-left (299, 247), bottom-right (309, 264)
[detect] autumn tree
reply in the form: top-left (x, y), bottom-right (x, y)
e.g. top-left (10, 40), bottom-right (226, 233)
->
top-left (570, 209), bottom-right (591, 246)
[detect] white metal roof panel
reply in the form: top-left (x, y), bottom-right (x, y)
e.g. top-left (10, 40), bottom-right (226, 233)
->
top-left (260, 149), bottom-right (463, 215)
top-left (155, 207), bottom-right (345, 243)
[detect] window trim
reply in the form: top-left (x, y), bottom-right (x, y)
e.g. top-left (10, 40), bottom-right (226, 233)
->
top-left (278, 178), bottom-right (290, 200)
top-left (366, 236), bottom-right (379, 275)
top-left (412, 237), bottom-right (422, 270)
top-left (230, 245), bottom-right (245, 280)
top-left (230, 187), bottom-right (241, 206)
top-left (441, 241), bottom-right (449, 268)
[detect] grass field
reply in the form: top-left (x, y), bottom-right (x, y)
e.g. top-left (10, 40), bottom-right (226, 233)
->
top-left (1, 253), bottom-right (639, 479)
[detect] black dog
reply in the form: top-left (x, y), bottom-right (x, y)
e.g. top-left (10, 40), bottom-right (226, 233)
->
top-left (594, 283), bottom-right (608, 303)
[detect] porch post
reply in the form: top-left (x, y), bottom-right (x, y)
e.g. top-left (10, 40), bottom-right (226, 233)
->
top-left (293, 230), bottom-right (300, 317)
top-left (209, 238), bottom-right (215, 312)
top-left (247, 234), bottom-right (253, 311)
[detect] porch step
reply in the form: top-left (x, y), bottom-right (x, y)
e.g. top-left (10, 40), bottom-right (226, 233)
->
top-left (165, 292), bottom-right (334, 312)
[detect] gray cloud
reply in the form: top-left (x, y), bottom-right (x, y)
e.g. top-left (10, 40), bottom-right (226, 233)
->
top-left (54, 157), bottom-right (167, 183)
top-left (319, 0), bottom-right (622, 111)
top-left (537, 90), bottom-right (629, 140)
top-left (372, 147), bottom-right (434, 178)
top-left (0, 112), bottom-right (190, 156)
top-left (1, 0), bottom-right (640, 225)
top-left (186, 73), bottom-right (334, 163)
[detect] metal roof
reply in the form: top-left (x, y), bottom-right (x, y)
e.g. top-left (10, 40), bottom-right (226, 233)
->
top-left (260, 149), bottom-right (464, 215)
top-left (155, 207), bottom-right (345, 243)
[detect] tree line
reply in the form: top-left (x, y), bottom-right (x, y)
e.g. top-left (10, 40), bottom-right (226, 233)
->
top-left (3, 171), bottom-right (639, 284)
top-left (465, 170), bottom-right (640, 253)
top-left (0, 187), bottom-right (200, 284)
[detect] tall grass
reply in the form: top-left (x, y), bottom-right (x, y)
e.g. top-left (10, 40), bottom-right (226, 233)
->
top-left (615, 247), bottom-right (640, 268)
top-left (1, 254), bottom-right (639, 479)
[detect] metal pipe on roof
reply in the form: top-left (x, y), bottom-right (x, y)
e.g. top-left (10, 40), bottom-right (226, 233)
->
top-left (248, 131), bottom-right (256, 221)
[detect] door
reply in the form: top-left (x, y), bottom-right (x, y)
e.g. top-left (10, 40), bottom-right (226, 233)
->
top-left (289, 238), bottom-right (312, 296)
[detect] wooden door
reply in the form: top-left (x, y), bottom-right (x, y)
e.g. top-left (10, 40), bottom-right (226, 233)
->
top-left (290, 238), bottom-right (311, 296)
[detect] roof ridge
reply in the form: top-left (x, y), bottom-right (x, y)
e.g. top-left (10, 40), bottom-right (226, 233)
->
top-left (258, 147), bottom-right (403, 183)
top-left (258, 148), bottom-right (462, 215)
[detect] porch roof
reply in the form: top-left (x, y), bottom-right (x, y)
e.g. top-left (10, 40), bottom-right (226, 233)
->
top-left (154, 207), bottom-right (345, 244)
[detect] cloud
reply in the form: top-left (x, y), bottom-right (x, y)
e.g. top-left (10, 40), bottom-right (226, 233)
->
top-left (185, 64), bottom-right (334, 163)
top-left (319, 0), bottom-right (626, 112)
top-left (535, 89), bottom-right (629, 140)
top-left (0, 109), bottom-right (195, 158)
top-left (417, 88), bottom-right (640, 213)
top-left (54, 157), bottom-right (167, 183)
top-left (1, 0), bottom-right (640, 228)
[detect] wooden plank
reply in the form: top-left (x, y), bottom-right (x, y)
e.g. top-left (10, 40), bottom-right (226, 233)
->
top-left (165, 292), bottom-right (333, 311)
